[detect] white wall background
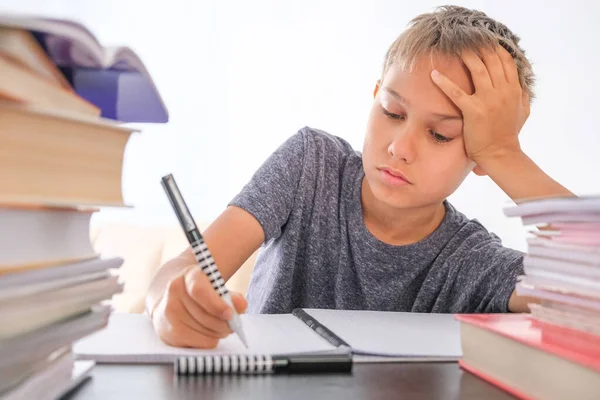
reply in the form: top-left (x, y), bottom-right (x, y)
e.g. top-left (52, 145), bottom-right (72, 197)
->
top-left (1, 0), bottom-right (598, 251)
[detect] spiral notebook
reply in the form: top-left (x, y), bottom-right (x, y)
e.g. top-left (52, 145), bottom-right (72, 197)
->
top-left (73, 309), bottom-right (462, 364)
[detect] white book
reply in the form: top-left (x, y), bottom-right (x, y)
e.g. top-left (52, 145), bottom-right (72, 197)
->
top-left (527, 237), bottom-right (600, 263)
top-left (516, 281), bottom-right (600, 311)
top-left (0, 276), bottom-right (122, 339)
top-left (529, 302), bottom-right (600, 335)
top-left (503, 196), bottom-right (600, 218)
top-left (0, 270), bottom-right (110, 301)
top-left (74, 309), bottom-right (462, 364)
top-left (0, 350), bottom-right (94, 400)
top-left (0, 305), bottom-right (110, 369)
top-left (0, 205), bottom-right (97, 270)
top-left (0, 346), bottom-right (70, 394)
top-left (522, 213), bottom-right (600, 225)
top-left (74, 313), bottom-right (338, 364)
top-left (524, 254), bottom-right (600, 279)
top-left (520, 272), bottom-right (600, 300)
top-left (0, 257), bottom-right (123, 290)
top-left (300, 309), bottom-right (461, 362)
top-left (526, 245), bottom-right (600, 267)
top-left (524, 268), bottom-right (600, 290)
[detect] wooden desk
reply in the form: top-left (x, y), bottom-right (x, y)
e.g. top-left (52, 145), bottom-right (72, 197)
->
top-left (64, 362), bottom-right (514, 399)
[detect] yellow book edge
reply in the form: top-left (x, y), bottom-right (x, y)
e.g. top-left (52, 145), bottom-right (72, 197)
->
top-left (0, 254), bottom-right (101, 275)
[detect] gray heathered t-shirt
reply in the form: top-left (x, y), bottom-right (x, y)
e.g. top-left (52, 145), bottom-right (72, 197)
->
top-left (229, 127), bottom-right (524, 314)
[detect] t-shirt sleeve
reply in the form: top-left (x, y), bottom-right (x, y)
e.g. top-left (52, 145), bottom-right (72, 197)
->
top-left (446, 229), bottom-right (524, 313)
top-left (228, 129), bottom-right (306, 243)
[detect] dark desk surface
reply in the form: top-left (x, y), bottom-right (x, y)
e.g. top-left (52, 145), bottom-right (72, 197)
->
top-left (64, 362), bottom-right (515, 400)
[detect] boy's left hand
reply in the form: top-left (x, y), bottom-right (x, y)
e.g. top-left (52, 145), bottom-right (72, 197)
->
top-left (430, 45), bottom-right (530, 168)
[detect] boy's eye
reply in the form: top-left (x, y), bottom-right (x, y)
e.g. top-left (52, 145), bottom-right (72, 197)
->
top-left (430, 130), bottom-right (452, 143)
top-left (382, 108), bottom-right (404, 120)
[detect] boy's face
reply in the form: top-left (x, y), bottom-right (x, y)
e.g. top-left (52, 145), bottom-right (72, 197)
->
top-left (362, 54), bottom-right (476, 210)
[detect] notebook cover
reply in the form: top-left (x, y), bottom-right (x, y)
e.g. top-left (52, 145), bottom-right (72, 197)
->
top-left (459, 359), bottom-right (533, 400)
top-left (297, 309), bottom-right (461, 359)
top-left (455, 314), bottom-right (600, 371)
top-left (74, 313), bottom-right (339, 363)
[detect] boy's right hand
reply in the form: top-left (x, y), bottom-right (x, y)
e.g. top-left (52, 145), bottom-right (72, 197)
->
top-left (150, 264), bottom-right (248, 349)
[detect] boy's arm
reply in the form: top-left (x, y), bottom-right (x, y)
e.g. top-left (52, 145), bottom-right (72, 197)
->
top-left (478, 149), bottom-right (574, 201)
top-left (478, 151), bottom-right (573, 313)
top-left (431, 45), bottom-right (576, 313)
top-left (148, 131), bottom-right (306, 347)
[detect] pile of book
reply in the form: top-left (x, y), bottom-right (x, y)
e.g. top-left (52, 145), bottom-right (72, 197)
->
top-left (0, 14), bottom-right (167, 400)
top-left (457, 196), bottom-right (600, 400)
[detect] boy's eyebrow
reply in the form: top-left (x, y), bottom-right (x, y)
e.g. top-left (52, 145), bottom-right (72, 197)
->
top-left (383, 87), bottom-right (463, 121)
top-left (384, 87), bottom-right (410, 105)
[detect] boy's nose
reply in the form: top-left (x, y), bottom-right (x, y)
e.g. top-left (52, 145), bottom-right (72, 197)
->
top-left (388, 124), bottom-right (418, 164)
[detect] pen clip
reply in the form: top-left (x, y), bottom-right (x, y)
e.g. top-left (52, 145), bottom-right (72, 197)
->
top-left (161, 174), bottom-right (197, 232)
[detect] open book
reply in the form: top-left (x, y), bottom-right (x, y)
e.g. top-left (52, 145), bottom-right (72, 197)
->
top-left (73, 309), bottom-right (462, 364)
top-left (0, 13), bottom-right (168, 123)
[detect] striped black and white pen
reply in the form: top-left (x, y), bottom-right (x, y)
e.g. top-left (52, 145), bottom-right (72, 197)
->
top-left (161, 173), bottom-right (249, 348)
top-left (175, 353), bottom-right (353, 375)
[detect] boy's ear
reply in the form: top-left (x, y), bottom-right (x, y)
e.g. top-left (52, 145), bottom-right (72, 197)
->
top-left (373, 80), bottom-right (381, 98)
top-left (472, 165), bottom-right (487, 176)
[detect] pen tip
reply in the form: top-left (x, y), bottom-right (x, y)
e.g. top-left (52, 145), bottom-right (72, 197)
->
top-left (238, 332), bottom-right (249, 348)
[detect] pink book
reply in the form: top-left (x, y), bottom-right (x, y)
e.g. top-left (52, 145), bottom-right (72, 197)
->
top-left (456, 314), bottom-right (600, 400)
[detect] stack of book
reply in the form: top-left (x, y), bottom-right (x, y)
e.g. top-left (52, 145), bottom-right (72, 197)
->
top-left (0, 14), bottom-right (167, 400)
top-left (456, 196), bottom-right (600, 400)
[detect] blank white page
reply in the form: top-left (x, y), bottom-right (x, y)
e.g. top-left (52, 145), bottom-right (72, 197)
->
top-left (74, 312), bottom-right (337, 363)
top-left (302, 309), bottom-right (462, 360)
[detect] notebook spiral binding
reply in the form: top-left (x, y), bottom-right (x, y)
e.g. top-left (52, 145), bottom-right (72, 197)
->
top-left (175, 354), bottom-right (274, 375)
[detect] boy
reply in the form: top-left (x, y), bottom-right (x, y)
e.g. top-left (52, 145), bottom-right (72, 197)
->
top-left (146, 6), bottom-right (573, 348)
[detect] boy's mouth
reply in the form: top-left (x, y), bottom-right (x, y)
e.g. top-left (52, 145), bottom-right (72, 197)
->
top-left (378, 167), bottom-right (412, 186)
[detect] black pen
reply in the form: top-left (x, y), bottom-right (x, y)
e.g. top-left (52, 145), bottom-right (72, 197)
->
top-left (174, 352), bottom-right (353, 375)
top-left (161, 173), bottom-right (249, 348)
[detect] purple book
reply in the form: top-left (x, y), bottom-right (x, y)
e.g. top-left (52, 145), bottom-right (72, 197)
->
top-left (0, 13), bottom-right (169, 123)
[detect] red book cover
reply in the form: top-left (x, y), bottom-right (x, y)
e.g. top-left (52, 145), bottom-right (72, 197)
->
top-left (459, 359), bottom-right (534, 400)
top-left (455, 314), bottom-right (600, 372)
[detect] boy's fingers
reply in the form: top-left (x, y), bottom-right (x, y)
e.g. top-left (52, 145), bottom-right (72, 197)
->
top-left (497, 45), bottom-right (519, 84)
top-left (180, 289), bottom-right (232, 336)
top-left (430, 69), bottom-right (471, 111)
top-left (184, 267), bottom-right (232, 321)
top-left (461, 49), bottom-right (493, 92)
top-left (480, 47), bottom-right (506, 88)
top-left (157, 281), bottom-right (225, 347)
top-left (170, 320), bottom-right (220, 349)
top-left (231, 292), bottom-right (248, 314)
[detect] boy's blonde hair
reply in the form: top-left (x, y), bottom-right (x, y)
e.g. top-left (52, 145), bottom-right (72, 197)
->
top-left (384, 5), bottom-right (535, 100)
